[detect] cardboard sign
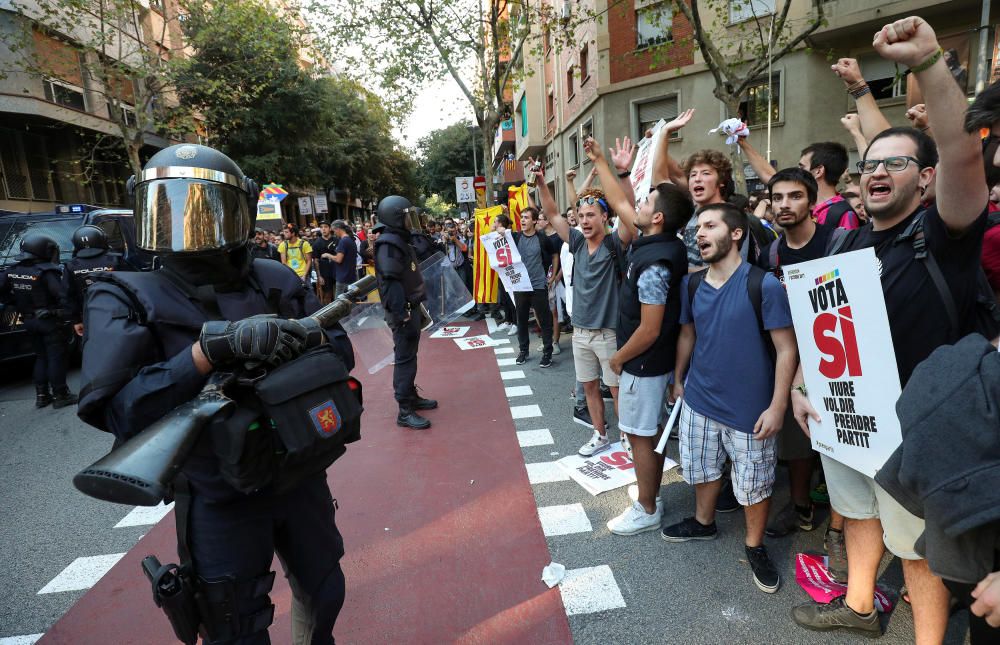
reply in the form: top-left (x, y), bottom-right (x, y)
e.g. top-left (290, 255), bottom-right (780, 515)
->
top-left (630, 119), bottom-right (666, 203)
top-left (430, 325), bottom-right (470, 339)
top-left (479, 231), bottom-right (533, 293)
top-left (454, 334), bottom-right (498, 350)
top-left (784, 248), bottom-right (903, 478)
top-left (795, 553), bottom-right (894, 613)
top-left (556, 443), bottom-right (678, 496)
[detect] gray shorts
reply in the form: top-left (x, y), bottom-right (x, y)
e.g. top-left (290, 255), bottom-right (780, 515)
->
top-left (618, 372), bottom-right (670, 437)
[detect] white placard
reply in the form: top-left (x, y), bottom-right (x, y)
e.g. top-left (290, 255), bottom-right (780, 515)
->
top-left (430, 325), bottom-right (470, 339)
top-left (630, 119), bottom-right (666, 203)
top-left (454, 334), bottom-right (498, 350)
top-left (314, 193), bottom-right (328, 214)
top-left (556, 443), bottom-right (678, 495)
top-left (784, 248), bottom-right (903, 478)
top-left (479, 230), bottom-right (532, 293)
top-left (298, 196), bottom-right (313, 215)
top-left (456, 176), bottom-right (476, 203)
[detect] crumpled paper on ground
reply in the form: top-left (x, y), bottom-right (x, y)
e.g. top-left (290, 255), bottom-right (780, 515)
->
top-left (541, 562), bottom-right (566, 588)
top-left (709, 118), bottom-right (750, 146)
top-left (795, 552), bottom-right (894, 613)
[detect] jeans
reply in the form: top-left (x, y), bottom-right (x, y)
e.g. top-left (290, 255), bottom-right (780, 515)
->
top-left (515, 288), bottom-right (553, 355)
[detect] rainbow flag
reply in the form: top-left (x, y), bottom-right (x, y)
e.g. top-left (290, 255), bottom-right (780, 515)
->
top-left (473, 206), bottom-right (503, 303)
top-left (815, 268), bottom-right (841, 286)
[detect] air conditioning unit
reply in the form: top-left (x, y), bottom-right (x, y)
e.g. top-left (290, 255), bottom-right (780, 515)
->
top-left (561, 3), bottom-right (571, 19)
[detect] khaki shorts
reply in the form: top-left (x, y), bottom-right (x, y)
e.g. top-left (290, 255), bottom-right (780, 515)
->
top-left (820, 453), bottom-right (925, 560)
top-left (572, 327), bottom-right (619, 387)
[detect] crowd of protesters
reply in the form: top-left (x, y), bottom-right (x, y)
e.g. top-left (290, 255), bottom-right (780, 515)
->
top-left (456, 16), bottom-right (1000, 643)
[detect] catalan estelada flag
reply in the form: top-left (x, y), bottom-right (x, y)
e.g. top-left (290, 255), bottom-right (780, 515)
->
top-left (508, 183), bottom-right (528, 228)
top-left (473, 206), bottom-right (503, 303)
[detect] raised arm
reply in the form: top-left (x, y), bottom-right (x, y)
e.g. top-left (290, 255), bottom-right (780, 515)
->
top-left (651, 110), bottom-right (694, 190)
top-left (905, 103), bottom-right (934, 140)
top-left (840, 113), bottom-right (869, 154)
top-left (531, 158), bottom-right (570, 243)
top-left (565, 168), bottom-right (579, 210)
top-left (585, 136), bottom-right (636, 247)
top-left (608, 136), bottom-right (638, 210)
top-left (832, 58), bottom-right (892, 141)
top-left (737, 136), bottom-right (776, 184)
top-left (874, 16), bottom-right (987, 231)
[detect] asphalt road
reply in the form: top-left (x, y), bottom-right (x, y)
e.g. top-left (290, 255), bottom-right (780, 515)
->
top-left (498, 323), bottom-right (973, 645)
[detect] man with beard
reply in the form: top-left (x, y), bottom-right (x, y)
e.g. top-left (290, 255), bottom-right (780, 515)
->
top-left (664, 201), bottom-right (798, 594)
top-left (755, 168), bottom-right (848, 581)
top-left (791, 17), bottom-right (989, 641)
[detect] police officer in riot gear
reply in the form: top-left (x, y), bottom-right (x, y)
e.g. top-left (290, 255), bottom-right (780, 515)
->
top-left (63, 224), bottom-right (130, 336)
top-left (0, 233), bottom-right (78, 408)
top-left (77, 144), bottom-right (354, 644)
top-left (373, 195), bottom-right (437, 429)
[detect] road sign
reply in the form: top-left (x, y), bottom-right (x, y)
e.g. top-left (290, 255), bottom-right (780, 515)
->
top-left (298, 196), bottom-right (313, 215)
top-left (260, 184), bottom-right (288, 202)
top-left (473, 176), bottom-right (486, 190)
top-left (456, 176), bottom-right (476, 203)
top-left (314, 193), bottom-right (329, 214)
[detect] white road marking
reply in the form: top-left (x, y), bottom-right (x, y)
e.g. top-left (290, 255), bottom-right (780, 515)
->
top-left (517, 428), bottom-right (553, 447)
top-left (505, 385), bottom-right (533, 398)
top-left (494, 347), bottom-right (515, 355)
top-left (525, 461), bottom-right (569, 484)
top-left (510, 404), bottom-right (542, 419)
top-left (38, 553), bottom-right (126, 594)
top-left (537, 503), bottom-right (592, 536)
top-left (559, 565), bottom-right (628, 615)
top-left (486, 317), bottom-right (498, 334)
top-left (493, 338), bottom-right (511, 345)
top-left (497, 358), bottom-right (518, 367)
top-left (114, 502), bottom-right (174, 528)
top-left (0, 635), bottom-right (44, 645)
top-left (499, 370), bottom-right (525, 381)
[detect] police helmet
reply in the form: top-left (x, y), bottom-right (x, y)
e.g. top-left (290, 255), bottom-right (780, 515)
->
top-left (376, 195), bottom-right (420, 232)
top-left (17, 232), bottom-right (59, 263)
top-left (72, 225), bottom-right (109, 259)
top-left (127, 144), bottom-right (258, 253)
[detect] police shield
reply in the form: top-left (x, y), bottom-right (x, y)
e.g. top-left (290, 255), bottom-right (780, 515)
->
top-left (419, 251), bottom-right (475, 330)
top-left (340, 302), bottom-right (396, 375)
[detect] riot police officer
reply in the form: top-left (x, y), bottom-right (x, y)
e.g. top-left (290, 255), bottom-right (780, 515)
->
top-left (373, 196), bottom-right (437, 429)
top-left (77, 144), bottom-right (354, 644)
top-left (0, 234), bottom-right (77, 409)
top-left (62, 225), bottom-right (129, 336)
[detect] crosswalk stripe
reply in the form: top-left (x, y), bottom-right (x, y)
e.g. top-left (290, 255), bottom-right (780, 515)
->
top-left (509, 404), bottom-right (542, 419)
top-left (499, 370), bottom-right (525, 381)
top-left (0, 635), bottom-right (45, 645)
top-left (525, 461), bottom-right (568, 484)
top-left (559, 565), bottom-right (627, 615)
top-left (505, 385), bottom-right (533, 398)
top-left (517, 428), bottom-right (553, 446)
top-left (38, 553), bottom-right (126, 595)
top-left (537, 503), bottom-right (592, 536)
top-left (497, 357), bottom-right (518, 367)
top-left (114, 502), bottom-right (174, 528)
top-left (493, 347), bottom-right (515, 355)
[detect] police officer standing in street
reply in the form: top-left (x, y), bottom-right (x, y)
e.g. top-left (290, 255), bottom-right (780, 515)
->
top-left (0, 234), bottom-right (78, 409)
top-left (62, 224), bottom-right (130, 337)
top-left (77, 144), bottom-right (355, 644)
top-left (373, 195), bottom-right (437, 429)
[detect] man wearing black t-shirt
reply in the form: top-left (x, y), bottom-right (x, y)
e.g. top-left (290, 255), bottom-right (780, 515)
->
top-left (311, 222), bottom-right (337, 304)
top-left (756, 169), bottom-right (847, 574)
top-left (790, 16), bottom-right (990, 642)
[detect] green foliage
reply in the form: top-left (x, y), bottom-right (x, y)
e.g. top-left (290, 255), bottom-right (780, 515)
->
top-left (424, 193), bottom-right (458, 219)
top-left (415, 120), bottom-right (482, 203)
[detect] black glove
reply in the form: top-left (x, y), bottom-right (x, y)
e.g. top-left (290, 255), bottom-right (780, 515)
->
top-left (200, 315), bottom-right (308, 368)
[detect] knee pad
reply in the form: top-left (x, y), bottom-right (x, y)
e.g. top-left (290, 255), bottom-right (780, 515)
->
top-left (197, 571), bottom-right (275, 644)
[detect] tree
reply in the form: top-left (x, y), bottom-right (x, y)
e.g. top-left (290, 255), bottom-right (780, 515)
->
top-left (415, 120), bottom-right (483, 203)
top-left (2, 0), bottom-right (192, 174)
top-left (423, 193), bottom-right (458, 219)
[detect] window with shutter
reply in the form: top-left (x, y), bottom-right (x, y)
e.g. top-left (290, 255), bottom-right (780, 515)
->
top-left (636, 96), bottom-right (679, 140)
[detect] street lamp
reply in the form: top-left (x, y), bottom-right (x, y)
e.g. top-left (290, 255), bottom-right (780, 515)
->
top-left (467, 125), bottom-right (479, 177)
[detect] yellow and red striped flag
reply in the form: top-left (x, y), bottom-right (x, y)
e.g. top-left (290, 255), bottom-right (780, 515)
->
top-left (473, 206), bottom-right (503, 303)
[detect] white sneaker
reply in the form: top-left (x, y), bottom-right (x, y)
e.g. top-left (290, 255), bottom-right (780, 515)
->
top-left (508, 325), bottom-right (519, 336)
top-left (537, 341), bottom-right (544, 351)
top-left (607, 501), bottom-right (663, 535)
top-left (552, 343), bottom-right (561, 355)
top-left (578, 431), bottom-right (611, 457)
top-left (496, 321), bottom-right (511, 331)
top-left (620, 433), bottom-right (633, 461)
top-left (627, 484), bottom-right (663, 510)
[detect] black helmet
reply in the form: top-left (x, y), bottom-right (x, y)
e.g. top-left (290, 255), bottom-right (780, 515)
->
top-left (376, 195), bottom-right (419, 231)
top-left (17, 232), bottom-right (59, 263)
top-left (128, 144), bottom-right (258, 254)
top-left (72, 225), bottom-right (108, 258)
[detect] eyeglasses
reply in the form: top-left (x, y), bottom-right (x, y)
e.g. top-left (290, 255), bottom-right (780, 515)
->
top-left (856, 156), bottom-right (923, 174)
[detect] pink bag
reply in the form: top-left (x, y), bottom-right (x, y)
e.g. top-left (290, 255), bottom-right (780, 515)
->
top-left (794, 553), bottom-right (894, 613)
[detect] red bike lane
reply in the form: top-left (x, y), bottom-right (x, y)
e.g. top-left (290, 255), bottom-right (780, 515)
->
top-left (42, 321), bottom-right (571, 644)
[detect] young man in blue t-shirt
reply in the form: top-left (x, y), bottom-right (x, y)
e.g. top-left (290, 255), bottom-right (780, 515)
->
top-left (663, 202), bottom-right (798, 594)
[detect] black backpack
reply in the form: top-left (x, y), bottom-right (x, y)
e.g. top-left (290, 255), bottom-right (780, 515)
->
top-left (826, 212), bottom-right (1000, 341)
top-left (686, 265), bottom-right (776, 363)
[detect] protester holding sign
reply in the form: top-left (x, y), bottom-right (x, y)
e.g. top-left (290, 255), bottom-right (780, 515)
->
top-left (665, 201), bottom-right (798, 595)
top-left (790, 16), bottom-right (990, 640)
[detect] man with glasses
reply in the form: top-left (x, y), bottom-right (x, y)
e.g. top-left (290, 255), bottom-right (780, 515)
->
top-left (790, 16), bottom-right (990, 641)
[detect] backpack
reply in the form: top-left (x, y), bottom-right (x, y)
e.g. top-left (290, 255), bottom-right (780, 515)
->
top-left (570, 233), bottom-right (625, 288)
top-left (823, 199), bottom-right (859, 229)
top-left (686, 264), bottom-right (776, 363)
top-left (826, 212), bottom-right (1000, 341)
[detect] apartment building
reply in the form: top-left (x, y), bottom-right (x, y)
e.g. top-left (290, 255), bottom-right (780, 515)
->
top-left (515, 0), bottom-right (995, 207)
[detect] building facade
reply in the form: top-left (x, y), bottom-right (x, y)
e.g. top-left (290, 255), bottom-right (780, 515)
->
top-left (515, 0), bottom-right (994, 208)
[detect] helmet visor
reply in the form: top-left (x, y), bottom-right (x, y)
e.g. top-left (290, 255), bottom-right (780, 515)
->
top-left (135, 179), bottom-right (251, 252)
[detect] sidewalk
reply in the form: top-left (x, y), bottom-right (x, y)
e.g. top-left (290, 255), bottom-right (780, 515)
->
top-left (42, 321), bottom-right (571, 644)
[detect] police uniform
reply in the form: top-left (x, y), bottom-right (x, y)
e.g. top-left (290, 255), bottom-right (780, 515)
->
top-left (77, 144), bottom-right (354, 645)
top-left (373, 196), bottom-right (437, 429)
top-left (63, 225), bottom-right (130, 327)
top-left (0, 234), bottom-right (77, 408)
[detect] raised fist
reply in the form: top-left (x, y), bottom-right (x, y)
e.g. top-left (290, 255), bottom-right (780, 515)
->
top-left (873, 17), bottom-right (940, 69)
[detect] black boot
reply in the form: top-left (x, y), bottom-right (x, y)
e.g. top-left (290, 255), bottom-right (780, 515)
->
top-left (411, 396), bottom-right (438, 410)
top-left (51, 387), bottom-right (79, 409)
top-left (397, 409), bottom-right (431, 429)
top-left (35, 385), bottom-right (52, 409)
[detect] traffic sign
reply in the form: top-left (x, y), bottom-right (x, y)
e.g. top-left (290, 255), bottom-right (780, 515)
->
top-left (473, 176), bottom-right (486, 190)
top-left (298, 196), bottom-right (313, 215)
top-left (456, 176), bottom-right (475, 203)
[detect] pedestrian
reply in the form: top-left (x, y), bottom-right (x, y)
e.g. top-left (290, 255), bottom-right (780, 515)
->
top-left (664, 201), bottom-right (798, 594)
top-left (62, 224), bottom-right (131, 338)
top-left (76, 144), bottom-right (355, 644)
top-left (330, 220), bottom-right (359, 297)
top-left (278, 226), bottom-right (315, 283)
top-left (373, 195), bottom-right (438, 430)
top-left (0, 233), bottom-right (77, 409)
top-left (250, 228), bottom-right (281, 261)
top-left (312, 222), bottom-right (337, 304)
top-left (442, 219), bottom-right (471, 291)
top-left (538, 212), bottom-right (565, 354)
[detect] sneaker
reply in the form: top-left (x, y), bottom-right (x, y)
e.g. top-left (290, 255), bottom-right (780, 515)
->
top-left (745, 545), bottom-right (781, 593)
top-left (536, 341), bottom-right (544, 351)
top-left (620, 432), bottom-right (633, 460)
top-left (496, 321), bottom-right (511, 332)
top-left (811, 482), bottom-right (830, 505)
top-left (515, 351), bottom-right (527, 365)
top-left (715, 478), bottom-right (741, 513)
top-left (824, 527), bottom-right (849, 582)
top-left (627, 484), bottom-right (663, 510)
top-left (552, 343), bottom-right (561, 355)
top-left (578, 431), bottom-right (611, 457)
top-left (572, 406), bottom-right (594, 429)
top-left (507, 325), bottom-right (519, 337)
top-left (765, 501), bottom-right (815, 538)
top-left (661, 516), bottom-right (717, 542)
top-left (539, 353), bottom-right (552, 368)
top-left (791, 596), bottom-right (881, 637)
top-left (607, 501), bottom-right (662, 536)
top-left (600, 384), bottom-right (613, 400)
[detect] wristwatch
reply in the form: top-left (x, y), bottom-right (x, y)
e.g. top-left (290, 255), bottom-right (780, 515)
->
top-left (792, 383), bottom-right (808, 396)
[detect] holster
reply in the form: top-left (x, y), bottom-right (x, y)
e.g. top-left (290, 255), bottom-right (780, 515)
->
top-left (142, 556), bottom-right (201, 645)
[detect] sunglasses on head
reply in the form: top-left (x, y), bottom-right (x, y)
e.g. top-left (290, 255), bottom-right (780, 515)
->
top-left (577, 195), bottom-right (609, 211)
